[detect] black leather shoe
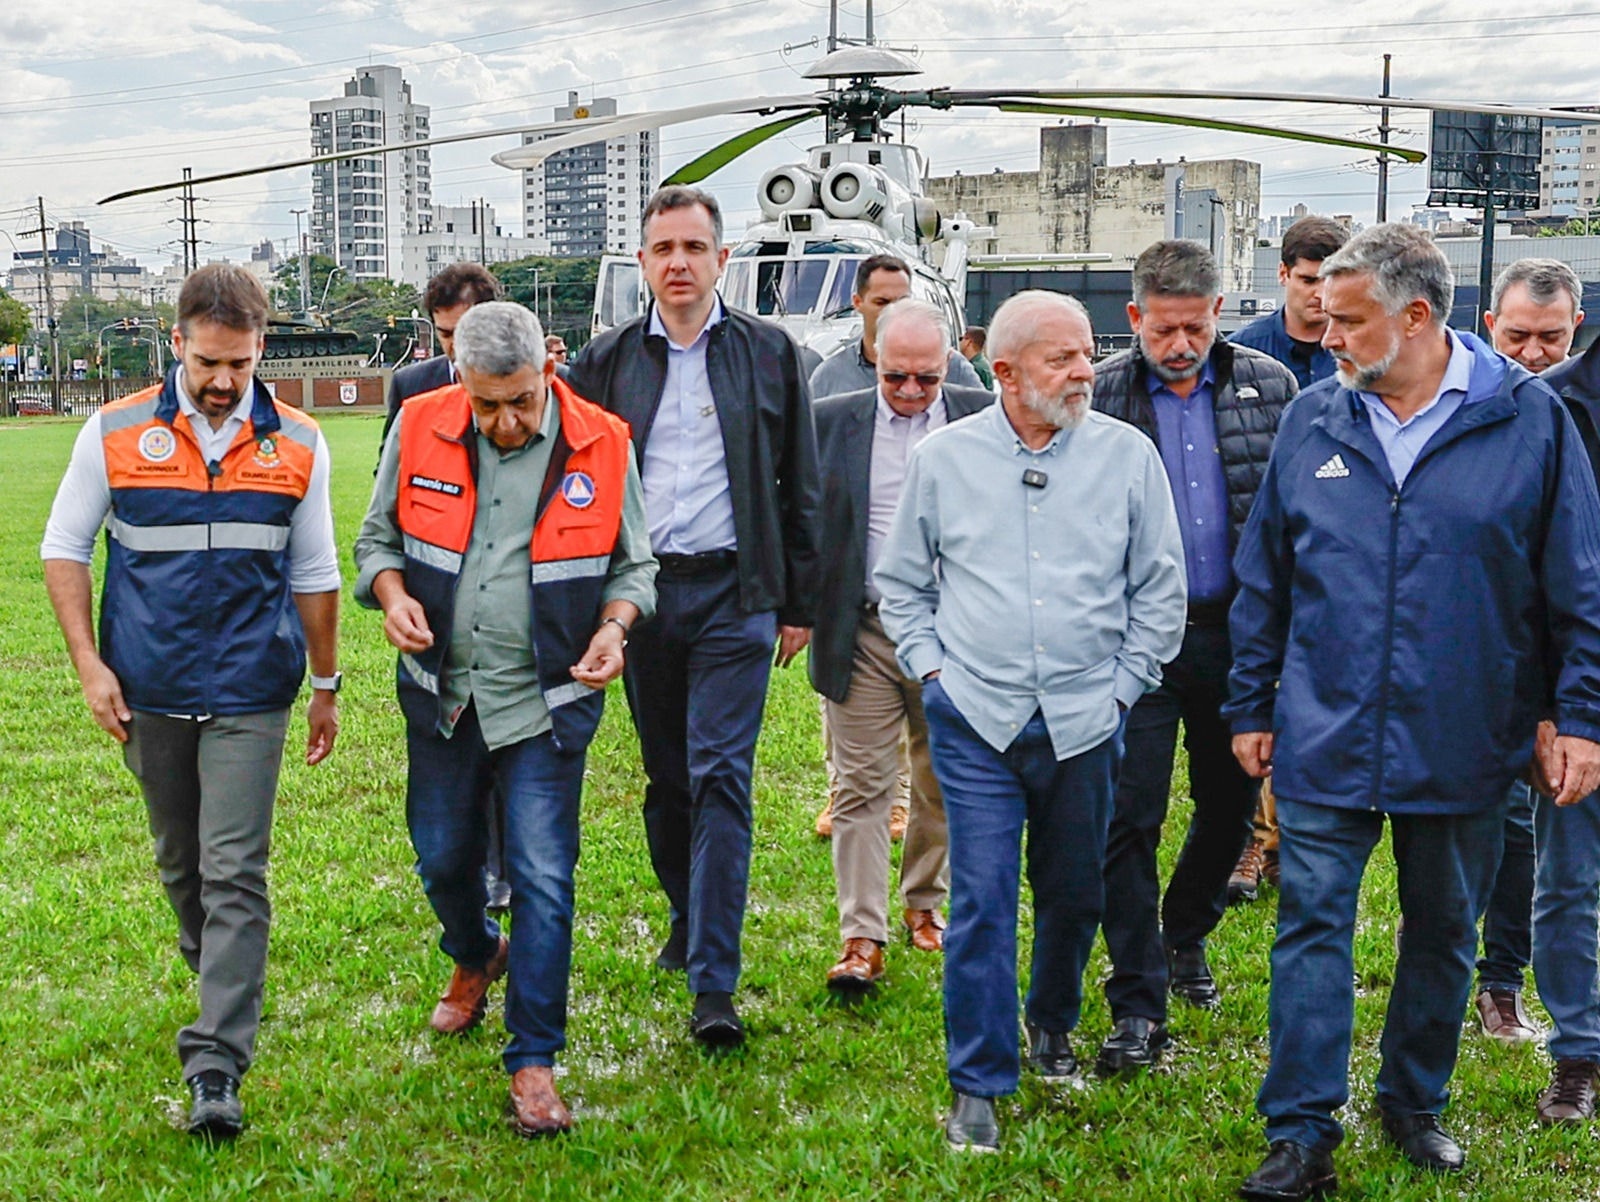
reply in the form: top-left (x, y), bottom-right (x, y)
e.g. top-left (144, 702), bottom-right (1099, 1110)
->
top-left (1239, 1140), bottom-right (1336, 1200)
top-left (1024, 1023), bottom-right (1079, 1082)
top-left (654, 923), bottom-right (687, 972)
top-left (690, 991), bottom-right (745, 1048)
top-left (1379, 1111), bottom-right (1464, 1173)
top-left (187, 1069), bottom-right (243, 1140)
top-left (1168, 942), bottom-right (1221, 1009)
top-left (1095, 1016), bottom-right (1171, 1075)
top-left (945, 1092), bottom-right (999, 1152)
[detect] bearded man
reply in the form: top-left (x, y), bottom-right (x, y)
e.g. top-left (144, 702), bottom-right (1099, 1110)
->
top-left (1089, 241), bottom-right (1298, 1075)
top-left (875, 288), bottom-right (1187, 1151)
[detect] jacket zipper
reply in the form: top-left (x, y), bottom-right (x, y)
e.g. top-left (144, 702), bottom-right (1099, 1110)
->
top-left (1371, 488), bottom-right (1401, 810)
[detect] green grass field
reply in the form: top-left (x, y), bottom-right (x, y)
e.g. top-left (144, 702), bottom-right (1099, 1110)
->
top-left (1, 411), bottom-right (1595, 1200)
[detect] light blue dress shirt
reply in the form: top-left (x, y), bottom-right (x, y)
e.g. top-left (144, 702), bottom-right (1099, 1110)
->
top-left (641, 299), bottom-right (737, 553)
top-left (1357, 329), bottom-right (1474, 487)
top-left (874, 402), bottom-right (1188, 758)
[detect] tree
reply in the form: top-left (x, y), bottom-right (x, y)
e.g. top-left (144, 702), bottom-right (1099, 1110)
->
top-left (0, 289), bottom-right (30, 348)
top-left (492, 257), bottom-right (601, 349)
top-left (55, 291), bottom-right (174, 379)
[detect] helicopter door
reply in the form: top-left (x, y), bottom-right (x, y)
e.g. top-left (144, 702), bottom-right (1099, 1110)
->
top-left (591, 256), bottom-right (643, 339)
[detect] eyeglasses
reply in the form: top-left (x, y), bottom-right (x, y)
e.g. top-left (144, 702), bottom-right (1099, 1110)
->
top-left (881, 371), bottom-right (944, 388)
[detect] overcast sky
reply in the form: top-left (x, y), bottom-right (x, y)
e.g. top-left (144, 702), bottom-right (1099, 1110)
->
top-left (3, 0), bottom-right (1597, 274)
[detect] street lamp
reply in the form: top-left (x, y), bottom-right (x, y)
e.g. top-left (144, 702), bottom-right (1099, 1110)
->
top-left (317, 265), bottom-right (344, 312)
top-left (1574, 205), bottom-right (1596, 237)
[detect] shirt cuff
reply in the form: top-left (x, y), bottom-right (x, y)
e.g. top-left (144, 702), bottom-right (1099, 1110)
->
top-left (1228, 713), bottom-right (1275, 736)
top-left (354, 552), bottom-right (407, 609)
top-left (602, 571), bottom-right (658, 625)
top-left (900, 639), bottom-right (944, 682)
top-left (1113, 664), bottom-right (1152, 711)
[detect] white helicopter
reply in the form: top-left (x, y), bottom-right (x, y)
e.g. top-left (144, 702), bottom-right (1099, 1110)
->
top-left (102, 0), bottom-right (1587, 361)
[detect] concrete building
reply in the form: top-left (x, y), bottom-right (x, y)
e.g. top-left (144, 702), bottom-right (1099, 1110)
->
top-left (397, 202), bottom-right (548, 291)
top-left (5, 222), bottom-right (151, 324)
top-left (310, 66), bottom-right (432, 280)
top-left (925, 125), bottom-right (1261, 292)
top-left (522, 93), bottom-right (656, 257)
top-left (1539, 113), bottom-right (1600, 219)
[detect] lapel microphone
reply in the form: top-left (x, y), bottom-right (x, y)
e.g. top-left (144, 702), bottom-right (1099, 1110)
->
top-left (1022, 469), bottom-right (1048, 488)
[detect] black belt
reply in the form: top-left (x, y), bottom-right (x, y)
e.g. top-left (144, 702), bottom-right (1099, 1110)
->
top-left (656, 549), bottom-right (737, 578)
top-left (1186, 598), bottom-right (1232, 627)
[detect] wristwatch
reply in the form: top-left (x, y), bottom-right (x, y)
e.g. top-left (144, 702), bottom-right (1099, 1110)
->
top-left (598, 616), bottom-right (630, 646)
top-left (309, 671), bottom-right (343, 694)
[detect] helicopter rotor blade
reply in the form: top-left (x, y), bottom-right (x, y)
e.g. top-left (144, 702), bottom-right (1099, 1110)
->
top-left (491, 94), bottom-right (826, 171)
top-left (662, 111), bottom-right (824, 185)
top-left (977, 100), bottom-right (1425, 163)
top-left (942, 88), bottom-right (1590, 124)
top-left (98, 116), bottom-right (630, 206)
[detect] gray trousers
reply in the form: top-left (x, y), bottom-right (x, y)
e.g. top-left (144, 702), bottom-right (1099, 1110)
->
top-left (826, 611), bottom-right (949, 943)
top-left (123, 709), bottom-right (288, 1081)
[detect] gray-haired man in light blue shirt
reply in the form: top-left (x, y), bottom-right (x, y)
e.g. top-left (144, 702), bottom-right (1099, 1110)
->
top-left (875, 288), bottom-right (1186, 1152)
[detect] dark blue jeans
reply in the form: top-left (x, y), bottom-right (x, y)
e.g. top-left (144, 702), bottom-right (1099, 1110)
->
top-left (1533, 786), bottom-right (1600, 1063)
top-left (405, 704), bottom-right (586, 1072)
top-left (1101, 621), bottom-right (1256, 1021)
top-left (923, 682), bottom-right (1118, 1098)
top-left (1261, 796), bottom-right (1505, 1151)
top-left (623, 564), bottom-right (775, 995)
top-left (1477, 781), bottom-right (1535, 993)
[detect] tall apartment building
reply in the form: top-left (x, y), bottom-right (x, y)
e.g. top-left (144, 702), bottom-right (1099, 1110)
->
top-left (310, 66), bottom-right (432, 280)
top-left (1539, 112), bottom-right (1600, 218)
top-left (522, 93), bottom-right (657, 257)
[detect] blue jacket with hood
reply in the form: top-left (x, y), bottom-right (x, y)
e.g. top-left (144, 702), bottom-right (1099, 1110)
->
top-left (1224, 331), bottom-right (1600, 814)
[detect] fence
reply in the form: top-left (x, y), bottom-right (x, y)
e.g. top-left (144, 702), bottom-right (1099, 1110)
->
top-left (0, 376), bottom-right (160, 418)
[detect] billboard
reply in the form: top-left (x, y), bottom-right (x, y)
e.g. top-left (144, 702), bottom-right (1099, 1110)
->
top-left (1426, 110), bottom-right (1542, 210)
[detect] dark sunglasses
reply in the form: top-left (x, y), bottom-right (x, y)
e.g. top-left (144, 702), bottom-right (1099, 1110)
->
top-left (881, 371), bottom-right (944, 388)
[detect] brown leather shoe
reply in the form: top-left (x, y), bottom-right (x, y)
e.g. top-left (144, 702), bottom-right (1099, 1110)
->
top-left (1476, 987), bottom-right (1546, 1045)
top-left (509, 1065), bottom-right (572, 1137)
top-left (1227, 840), bottom-right (1263, 904)
top-left (814, 798), bottom-right (834, 839)
top-left (904, 908), bottom-right (946, 952)
top-left (1538, 1059), bottom-right (1600, 1125)
top-left (889, 803), bottom-right (909, 842)
top-left (826, 937), bottom-right (884, 994)
top-left (430, 935), bottom-right (509, 1034)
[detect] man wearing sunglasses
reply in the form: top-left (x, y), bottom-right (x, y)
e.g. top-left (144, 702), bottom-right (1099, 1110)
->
top-left (808, 299), bottom-right (995, 996)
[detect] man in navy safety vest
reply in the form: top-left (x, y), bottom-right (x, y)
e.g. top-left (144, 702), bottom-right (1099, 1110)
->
top-left (354, 301), bottom-right (655, 1136)
top-left (41, 263), bottom-right (342, 1140)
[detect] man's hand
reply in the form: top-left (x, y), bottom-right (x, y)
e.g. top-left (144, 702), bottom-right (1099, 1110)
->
top-left (382, 594), bottom-right (434, 654)
top-left (775, 625), bottom-right (811, 668)
top-left (1542, 729), bottom-right (1600, 806)
top-left (79, 656), bottom-right (131, 744)
top-left (571, 623), bottom-right (627, 689)
top-left (305, 690), bottom-right (339, 765)
top-left (1233, 732), bottom-right (1274, 779)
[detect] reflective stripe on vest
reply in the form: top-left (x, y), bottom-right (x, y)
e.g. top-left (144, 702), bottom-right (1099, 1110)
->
top-left (393, 378), bottom-right (632, 750)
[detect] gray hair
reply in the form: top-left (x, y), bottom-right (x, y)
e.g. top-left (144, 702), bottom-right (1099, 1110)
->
top-left (1131, 240), bottom-right (1221, 310)
top-left (1491, 257), bottom-right (1583, 317)
top-left (987, 290), bottom-right (1091, 363)
top-left (452, 302), bottom-right (546, 376)
top-left (1319, 222), bottom-right (1454, 328)
top-left (875, 298), bottom-right (950, 358)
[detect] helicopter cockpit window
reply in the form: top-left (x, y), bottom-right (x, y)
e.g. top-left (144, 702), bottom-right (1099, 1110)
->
top-left (742, 259), bottom-right (831, 317)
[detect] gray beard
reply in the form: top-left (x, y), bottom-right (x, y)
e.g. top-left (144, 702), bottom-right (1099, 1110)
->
top-left (1140, 337), bottom-right (1212, 384)
top-left (1022, 382), bottom-right (1091, 430)
top-left (1334, 342), bottom-right (1398, 392)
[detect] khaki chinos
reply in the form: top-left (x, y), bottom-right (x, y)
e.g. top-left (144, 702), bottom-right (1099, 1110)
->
top-left (827, 607), bottom-right (948, 943)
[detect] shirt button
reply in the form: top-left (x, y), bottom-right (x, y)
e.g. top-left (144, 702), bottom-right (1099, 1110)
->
top-left (1186, 443), bottom-right (1194, 451)
top-left (1032, 551), bottom-right (1040, 559)
top-left (479, 584), bottom-right (487, 591)
top-left (1030, 504), bottom-right (1039, 513)
top-left (1195, 518), bottom-right (1204, 525)
top-left (1035, 644), bottom-right (1044, 652)
top-left (1034, 599), bottom-right (1043, 606)
top-left (1190, 481), bottom-right (1198, 489)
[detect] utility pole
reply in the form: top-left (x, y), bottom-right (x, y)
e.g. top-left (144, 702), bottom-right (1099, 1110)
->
top-left (478, 198), bottom-right (487, 266)
top-left (1477, 131), bottom-right (1498, 332)
top-left (827, 0), bottom-right (838, 52)
top-left (180, 167), bottom-right (199, 274)
top-left (21, 197), bottom-right (62, 412)
top-left (1376, 55), bottom-right (1392, 223)
top-left (290, 208), bottom-right (309, 313)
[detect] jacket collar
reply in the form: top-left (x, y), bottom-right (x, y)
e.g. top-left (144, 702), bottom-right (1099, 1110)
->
top-left (155, 364), bottom-right (281, 437)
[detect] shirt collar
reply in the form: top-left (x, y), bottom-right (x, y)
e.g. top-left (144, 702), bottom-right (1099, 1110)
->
top-left (1356, 328), bottom-right (1473, 427)
top-left (992, 395), bottom-right (1066, 456)
top-left (174, 365), bottom-right (250, 431)
top-left (648, 294), bottom-right (724, 350)
top-left (1146, 353), bottom-right (1216, 398)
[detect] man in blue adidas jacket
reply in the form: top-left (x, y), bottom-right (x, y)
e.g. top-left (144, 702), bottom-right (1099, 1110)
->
top-left (1227, 223), bottom-right (1600, 1200)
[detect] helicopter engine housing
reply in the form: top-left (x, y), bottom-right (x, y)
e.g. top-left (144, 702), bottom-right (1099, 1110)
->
top-left (820, 162), bottom-right (892, 223)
